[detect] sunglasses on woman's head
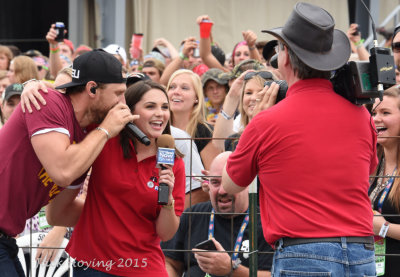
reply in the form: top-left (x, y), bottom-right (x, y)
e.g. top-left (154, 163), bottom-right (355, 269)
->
top-left (244, 71), bottom-right (273, 81)
top-left (392, 42), bottom-right (400, 53)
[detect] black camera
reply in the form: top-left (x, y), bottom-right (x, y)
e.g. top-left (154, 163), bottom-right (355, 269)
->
top-left (331, 46), bottom-right (396, 105)
top-left (264, 80), bottom-right (289, 104)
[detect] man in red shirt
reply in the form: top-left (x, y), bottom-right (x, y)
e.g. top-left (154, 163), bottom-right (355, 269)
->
top-left (0, 49), bottom-right (136, 276)
top-left (222, 3), bottom-right (378, 276)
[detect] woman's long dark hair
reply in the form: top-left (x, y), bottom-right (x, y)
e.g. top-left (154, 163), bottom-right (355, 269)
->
top-left (120, 80), bottom-right (172, 158)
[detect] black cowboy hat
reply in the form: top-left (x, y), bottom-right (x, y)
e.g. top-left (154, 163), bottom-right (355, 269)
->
top-left (262, 2), bottom-right (350, 71)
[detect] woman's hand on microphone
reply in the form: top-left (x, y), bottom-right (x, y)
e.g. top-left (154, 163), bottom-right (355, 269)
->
top-left (159, 164), bottom-right (175, 202)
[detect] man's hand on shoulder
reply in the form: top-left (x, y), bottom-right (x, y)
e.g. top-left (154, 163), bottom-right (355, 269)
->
top-left (21, 80), bottom-right (48, 113)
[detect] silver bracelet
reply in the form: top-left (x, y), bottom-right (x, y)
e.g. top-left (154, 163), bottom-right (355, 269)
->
top-left (220, 109), bottom-right (234, 120)
top-left (22, 78), bottom-right (39, 88)
top-left (96, 127), bottom-right (110, 140)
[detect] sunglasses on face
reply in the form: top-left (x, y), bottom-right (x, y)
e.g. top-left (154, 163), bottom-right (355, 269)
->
top-left (392, 42), bottom-right (400, 53)
top-left (37, 65), bottom-right (48, 71)
top-left (244, 71), bottom-right (273, 81)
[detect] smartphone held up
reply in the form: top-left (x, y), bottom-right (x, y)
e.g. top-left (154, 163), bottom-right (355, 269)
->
top-left (55, 22), bottom-right (65, 42)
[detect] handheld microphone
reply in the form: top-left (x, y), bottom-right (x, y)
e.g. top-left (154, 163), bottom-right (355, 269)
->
top-left (156, 134), bottom-right (175, 205)
top-left (125, 123), bottom-right (151, 146)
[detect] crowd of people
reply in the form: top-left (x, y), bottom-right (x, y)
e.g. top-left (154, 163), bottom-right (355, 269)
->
top-left (1, 2), bottom-right (400, 276)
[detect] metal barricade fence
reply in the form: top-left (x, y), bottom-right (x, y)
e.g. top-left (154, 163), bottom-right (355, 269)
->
top-left (19, 135), bottom-right (399, 277)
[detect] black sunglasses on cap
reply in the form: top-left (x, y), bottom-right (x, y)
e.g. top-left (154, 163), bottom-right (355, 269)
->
top-left (244, 71), bottom-right (273, 81)
top-left (37, 65), bottom-right (48, 71)
top-left (392, 42), bottom-right (400, 53)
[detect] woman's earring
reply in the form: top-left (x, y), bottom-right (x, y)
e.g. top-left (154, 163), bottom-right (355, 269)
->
top-left (195, 99), bottom-right (199, 103)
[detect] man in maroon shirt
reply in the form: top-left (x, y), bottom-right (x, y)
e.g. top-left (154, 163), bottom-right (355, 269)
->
top-left (222, 3), bottom-right (378, 276)
top-left (0, 49), bottom-right (136, 276)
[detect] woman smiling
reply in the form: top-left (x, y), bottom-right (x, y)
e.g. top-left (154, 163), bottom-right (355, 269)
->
top-left (370, 85), bottom-right (400, 277)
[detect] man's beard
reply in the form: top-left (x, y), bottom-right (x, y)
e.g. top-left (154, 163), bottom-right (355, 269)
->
top-left (215, 193), bottom-right (236, 218)
top-left (89, 103), bottom-right (110, 125)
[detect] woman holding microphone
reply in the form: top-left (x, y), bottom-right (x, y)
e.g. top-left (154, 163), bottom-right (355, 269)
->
top-left (47, 80), bottom-right (186, 276)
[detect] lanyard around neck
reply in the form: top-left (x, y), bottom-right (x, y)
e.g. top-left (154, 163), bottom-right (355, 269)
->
top-left (377, 167), bottom-right (397, 213)
top-left (208, 208), bottom-right (249, 262)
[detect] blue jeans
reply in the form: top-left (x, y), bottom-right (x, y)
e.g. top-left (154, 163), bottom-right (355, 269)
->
top-left (74, 266), bottom-right (117, 277)
top-left (272, 237), bottom-right (376, 277)
top-left (0, 236), bottom-right (25, 277)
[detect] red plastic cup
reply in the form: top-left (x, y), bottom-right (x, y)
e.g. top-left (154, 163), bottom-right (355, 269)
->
top-left (200, 20), bottom-right (213, 39)
top-left (131, 33), bottom-right (143, 59)
top-left (132, 33), bottom-right (143, 48)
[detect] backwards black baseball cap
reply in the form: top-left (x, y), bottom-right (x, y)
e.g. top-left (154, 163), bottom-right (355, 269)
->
top-left (55, 49), bottom-right (126, 89)
top-left (126, 72), bottom-right (150, 88)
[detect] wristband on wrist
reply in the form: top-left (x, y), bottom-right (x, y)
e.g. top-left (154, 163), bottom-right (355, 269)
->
top-left (232, 258), bottom-right (241, 271)
top-left (96, 127), bottom-right (110, 140)
top-left (379, 221), bottom-right (390, 238)
top-left (22, 79), bottom-right (39, 88)
top-left (162, 199), bottom-right (175, 210)
top-left (354, 39), bottom-right (364, 47)
top-left (179, 52), bottom-right (189, 61)
top-left (248, 46), bottom-right (256, 50)
top-left (50, 46), bottom-right (60, 53)
top-left (220, 109), bottom-right (234, 120)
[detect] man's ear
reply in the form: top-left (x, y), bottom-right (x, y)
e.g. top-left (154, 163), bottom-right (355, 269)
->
top-left (282, 46), bottom-right (290, 67)
top-left (86, 81), bottom-right (98, 96)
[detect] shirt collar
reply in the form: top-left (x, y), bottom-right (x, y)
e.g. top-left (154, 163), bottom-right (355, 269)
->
top-left (287, 78), bottom-right (333, 98)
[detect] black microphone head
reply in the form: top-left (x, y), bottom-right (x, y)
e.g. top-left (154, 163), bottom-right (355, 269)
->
top-left (125, 122), bottom-right (151, 146)
top-left (142, 137), bottom-right (151, 146)
top-left (156, 134), bottom-right (175, 149)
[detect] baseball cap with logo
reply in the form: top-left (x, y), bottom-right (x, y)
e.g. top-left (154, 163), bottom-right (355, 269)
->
top-left (55, 49), bottom-right (126, 89)
top-left (3, 83), bottom-right (23, 102)
top-left (103, 44), bottom-right (127, 64)
top-left (201, 68), bottom-right (229, 87)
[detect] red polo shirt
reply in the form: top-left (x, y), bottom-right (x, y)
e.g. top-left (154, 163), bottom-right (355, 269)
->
top-left (67, 135), bottom-right (185, 276)
top-left (226, 79), bottom-right (377, 246)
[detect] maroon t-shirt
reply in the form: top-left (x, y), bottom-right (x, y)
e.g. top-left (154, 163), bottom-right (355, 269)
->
top-left (226, 79), bottom-right (378, 246)
top-left (0, 89), bottom-right (86, 236)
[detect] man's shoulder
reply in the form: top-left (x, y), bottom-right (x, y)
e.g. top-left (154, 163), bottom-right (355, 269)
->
top-left (180, 202), bottom-right (212, 225)
top-left (43, 88), bottom-right (69, 102)
top-left (31, 89), bottom-right (71, 113)
top-left (183, 201), bottom-right (212, 214)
